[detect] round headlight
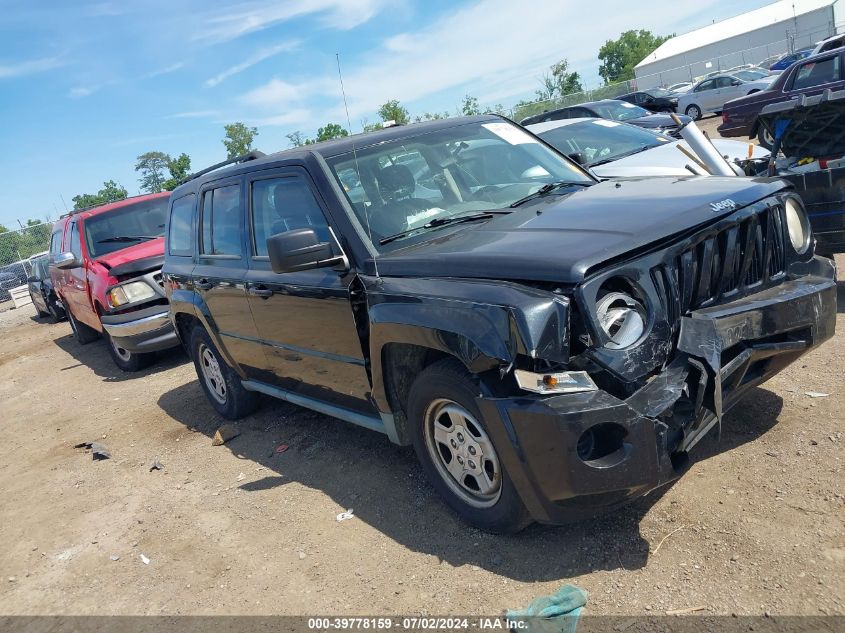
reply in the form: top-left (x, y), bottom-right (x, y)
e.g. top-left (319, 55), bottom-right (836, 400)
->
top-left (596, 291), bottom-right (647, 349)
top-left (784, 197), bottom-right (810, 254)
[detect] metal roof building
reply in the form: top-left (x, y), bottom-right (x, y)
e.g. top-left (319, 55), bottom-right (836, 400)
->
top-left (634, 0), bottom-right (843, 89)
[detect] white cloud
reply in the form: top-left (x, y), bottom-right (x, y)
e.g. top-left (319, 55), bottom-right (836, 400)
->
top-left (0, 55), bottom-right (66, 79)
top-left (205, 41), bottom-right (300, 87)
top-left (166, 110), bottom-right (220, 119)
top-left (145, 62), bottom-right (185, 79)
top-left (195, 0), bottom-right (395, 43)
top-left (239, 0), bottom-right (722, 132)
top-left (248, 109), bottom-right (313, 127)
top-left (68, 86), bottom-right (96, 98)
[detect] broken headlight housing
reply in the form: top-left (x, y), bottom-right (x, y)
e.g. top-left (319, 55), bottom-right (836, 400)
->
top-left (784, 196), bottom-right (811, 255)
top-left (595, 286), bottom-right (648, 349)
top-left (107, 281), bottom-right (156, 308)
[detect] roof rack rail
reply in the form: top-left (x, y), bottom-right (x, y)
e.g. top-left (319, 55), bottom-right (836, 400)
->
top-left (181, 150), bottom-right (266, 185)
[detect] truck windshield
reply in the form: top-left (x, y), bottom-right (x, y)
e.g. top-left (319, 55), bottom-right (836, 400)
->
top-left (83, 197), bottom-right (169, 257)
top-left (324, 120), bottom-right (594, 251)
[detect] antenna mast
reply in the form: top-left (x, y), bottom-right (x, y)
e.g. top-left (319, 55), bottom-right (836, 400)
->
top-left (336, 52), bottom-right (379, 278)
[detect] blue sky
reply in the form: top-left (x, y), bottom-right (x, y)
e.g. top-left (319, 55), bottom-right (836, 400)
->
top-left (0, 0), bottom-right (773, 227)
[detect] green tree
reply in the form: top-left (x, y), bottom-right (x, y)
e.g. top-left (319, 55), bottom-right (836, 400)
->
top-left (598, 30), bottom-right (672, 84)
top-left (286, 131), bottom-right (308, 147)
top-left (72, 180), bottom-right (128, 210)
top-left (162, 153), bottom-right (192, 191)
top-left (362, 118), bottom-right (384, 133)
top-left (377, 99), bottom-right (409, 125)
top-left (135, 151), bottom-right (170, 193)
top-left (537, 59), bottom-right (583, 101)
top-left (222, 122), bottom-right (258, 158)
top-left (414, 111), bottom-right (449, 122)
top-left (309, 123), bottom-right (348, 143)
top-left (461, 95), bottom-right (481, 116)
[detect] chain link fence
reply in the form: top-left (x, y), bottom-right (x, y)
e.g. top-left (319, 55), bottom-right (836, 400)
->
top-left (0, 222), bottom-right (54, 304)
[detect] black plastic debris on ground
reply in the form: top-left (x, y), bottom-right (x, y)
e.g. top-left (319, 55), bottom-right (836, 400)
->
top-left (74, 442), bottom-right (112, 460)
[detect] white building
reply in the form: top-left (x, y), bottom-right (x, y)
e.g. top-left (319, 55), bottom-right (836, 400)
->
top-left (634, 0), bottom-right (843, 89)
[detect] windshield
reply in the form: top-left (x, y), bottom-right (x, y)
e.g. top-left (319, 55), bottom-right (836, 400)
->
top-left (645, 88), bottom-right (674, 98)
top-left (83, 197), bottom-right (169, 257)
top-left (324, 120), bottom-right (593, 252)
top-left (591, 100), bottom-right (650, 121)
top-left (733, 70), bottom-right (766, 81)
top-left (536, 120), bottom-right (669, 166)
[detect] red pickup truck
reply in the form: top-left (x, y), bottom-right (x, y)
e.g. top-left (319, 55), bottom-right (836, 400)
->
top-left (48, 192), bottom-right (179, 371)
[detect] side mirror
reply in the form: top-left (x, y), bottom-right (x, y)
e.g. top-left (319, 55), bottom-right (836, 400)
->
top-left (567, 152), bottom-right (588, 166)
top-left (731, 79), bottom-right (742, 86)
top-left (54, 252), bottom-right (81, 270)
top-left (267, 228), bottom-right (343, 274)
top-left (27, 276), bottom-right (38, 283)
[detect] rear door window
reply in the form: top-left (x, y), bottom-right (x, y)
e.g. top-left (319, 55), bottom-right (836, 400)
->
top-left (168, 193), bottom-right (196, 256)
top-left (200, 184), bottom-right (242, 257)
top-left (696, 80), bottom-right (714, 92)
top-left (791, 56), bottom-right (841, 90)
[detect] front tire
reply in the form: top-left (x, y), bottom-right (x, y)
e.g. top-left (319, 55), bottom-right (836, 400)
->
top-left (67, 308), bottom-right (99, 345)
top-left (104, 330), bottom-right (154, 372)
top-left (189, 325), bottom-right (258, 419)
top-left (685, 104), bottom-right (702, 120)
top-left (408, 358), bottom-right (531, 533)
top-left (757, 127), bottom-right (774, 150)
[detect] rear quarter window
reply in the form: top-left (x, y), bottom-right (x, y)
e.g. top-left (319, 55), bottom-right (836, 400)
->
top-left (168, 194), bottom-right (196, 256)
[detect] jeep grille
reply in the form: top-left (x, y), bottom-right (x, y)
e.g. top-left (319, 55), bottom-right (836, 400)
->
top-left (653, 204), bottom-right (787, 319)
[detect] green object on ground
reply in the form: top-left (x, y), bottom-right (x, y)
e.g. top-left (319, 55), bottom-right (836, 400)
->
top-left (506, 584), bottom-right (588, 633)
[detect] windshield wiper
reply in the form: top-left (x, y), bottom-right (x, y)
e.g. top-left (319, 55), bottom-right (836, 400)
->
top-left (97, 235), bottom-right (158, 244)
top-left (589, 145), bottom-right (656, 167)
top-left (379, 212), bottom-right (497, 245)
top-left (509, 181), bottom-right (591, 208)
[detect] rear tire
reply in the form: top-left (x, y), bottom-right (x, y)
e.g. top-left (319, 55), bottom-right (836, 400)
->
top-left (408, 358), bottom-right (531, 534)
top-left (104, 330), bottom-right (155, 372)
top-left (189, 325), bottom-right (258, 420)
top-left (67, 308), bottom-right (99, 345)
top-left (47, 299), bottom-right (65, 323)
top-left (685, 104), bottom-right (702, 120)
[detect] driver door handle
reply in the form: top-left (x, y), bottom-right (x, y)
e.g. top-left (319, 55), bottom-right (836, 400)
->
top-left (248, 286), bottom-right (274, 298)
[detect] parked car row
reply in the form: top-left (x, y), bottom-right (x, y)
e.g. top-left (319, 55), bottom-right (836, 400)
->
top-left (42, 113), bottom-right (836, 533)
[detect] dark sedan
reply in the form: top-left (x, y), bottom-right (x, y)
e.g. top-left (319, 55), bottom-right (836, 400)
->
top-left (719, 46), bottom-right (845, 148)
top-left (617, 88), bottom-right (679, 113)
top-left (520, 99), bottom-right (691, 137)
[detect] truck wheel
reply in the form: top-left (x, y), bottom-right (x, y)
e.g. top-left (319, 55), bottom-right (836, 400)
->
top-left (103, 330), bottom-right (154, 372)
top-left (68, 309), bottom-right (99, 345)
top-left (190, 325), bottom-right (258, 419)
top-left (757, 127), bottom-right (774, 150)
top-left (407, 358), bottom-right (531, 533)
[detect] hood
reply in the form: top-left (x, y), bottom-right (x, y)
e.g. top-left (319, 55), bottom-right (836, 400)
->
top-left (757, 88), bottom-right (845, 158)
top-left (630, 113), bottom-right (691, 128)
top-left (94, 237), bottom-right (165, 271)
top-left (591, 138), bottom-right (769, 178)
top-left (376, 176), bottom-right (785, 284)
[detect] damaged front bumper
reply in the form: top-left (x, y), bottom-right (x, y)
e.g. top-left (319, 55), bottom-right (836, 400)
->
top-left (477, 257), bottom-right (836, 525)
top-left (100, 305), bottom-right (179, 354)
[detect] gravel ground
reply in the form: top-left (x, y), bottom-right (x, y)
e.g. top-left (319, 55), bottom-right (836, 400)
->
top-left (0, 210), bottom-right (841, 619)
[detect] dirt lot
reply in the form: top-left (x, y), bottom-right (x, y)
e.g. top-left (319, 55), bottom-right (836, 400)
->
top-left (0, 265), bottom-right (843, 617)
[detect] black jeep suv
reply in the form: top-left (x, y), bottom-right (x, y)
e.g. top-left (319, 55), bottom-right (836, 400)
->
top-left (163, 116), bottom-right (836, 533)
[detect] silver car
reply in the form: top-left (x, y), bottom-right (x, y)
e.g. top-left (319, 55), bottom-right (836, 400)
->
top-left (526, 118), bottom-right (768, 178)
top-left (677, 73), bottom-right (776, 120)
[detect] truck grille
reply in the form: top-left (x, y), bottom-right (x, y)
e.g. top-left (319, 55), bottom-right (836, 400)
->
top-left (653, 204), bottom-right (787, 319)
